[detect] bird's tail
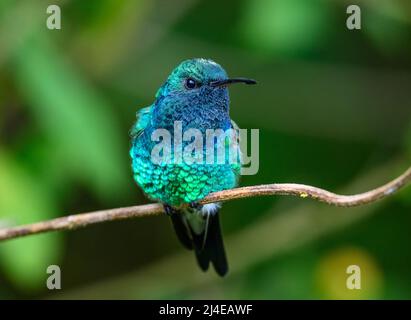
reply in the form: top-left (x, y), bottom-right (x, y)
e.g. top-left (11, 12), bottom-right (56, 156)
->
top-left (168, 205), bottom-right (228, 277)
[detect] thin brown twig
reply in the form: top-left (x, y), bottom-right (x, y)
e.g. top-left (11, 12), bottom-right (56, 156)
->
top-left (1, 165), bottom-right (410, 242)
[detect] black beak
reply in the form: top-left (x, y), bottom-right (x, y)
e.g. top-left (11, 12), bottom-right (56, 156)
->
top-left (209, 77), bottom-right (257, 87)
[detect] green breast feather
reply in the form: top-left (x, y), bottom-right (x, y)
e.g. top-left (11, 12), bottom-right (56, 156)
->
top-left (130, 108), bottom-right (241, 206)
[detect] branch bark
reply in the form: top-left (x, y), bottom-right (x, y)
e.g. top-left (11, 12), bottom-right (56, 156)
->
top-left (1, 165), bottom-right (410, 242)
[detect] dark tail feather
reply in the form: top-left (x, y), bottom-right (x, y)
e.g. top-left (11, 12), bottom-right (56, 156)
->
top-left (191, 230), bottom-right (210, 272)
top-left (191, 212), bottom-right (228, 277)
top-left (167, 204), bottom-right (228, 276)
top-left (169, 210), bottom-right (193, 250)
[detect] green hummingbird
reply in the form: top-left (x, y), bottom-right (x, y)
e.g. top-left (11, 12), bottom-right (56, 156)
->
top-left (130, 58), bottom-right (256, 276)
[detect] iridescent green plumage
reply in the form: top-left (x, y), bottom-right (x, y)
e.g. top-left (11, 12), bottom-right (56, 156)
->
top-left (130, 121), bottom-right (240, 205)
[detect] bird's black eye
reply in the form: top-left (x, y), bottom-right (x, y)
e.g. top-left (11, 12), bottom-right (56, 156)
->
top-left (184, 78), bottom-right (198, 90)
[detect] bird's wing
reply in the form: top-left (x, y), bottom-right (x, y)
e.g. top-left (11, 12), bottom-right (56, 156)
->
top-left (129, 106), bottom-right (152, 139)
top-left (229, 119), bottom-right (242, 177)
top-left (230, 119), bottom-right (240, 131)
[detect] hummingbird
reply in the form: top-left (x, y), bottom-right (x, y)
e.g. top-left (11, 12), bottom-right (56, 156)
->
top-left (130, 58), bottom-right (256, 276)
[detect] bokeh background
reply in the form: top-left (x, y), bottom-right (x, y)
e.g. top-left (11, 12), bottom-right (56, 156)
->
top-left (1, 0), bottom-right (411, 299)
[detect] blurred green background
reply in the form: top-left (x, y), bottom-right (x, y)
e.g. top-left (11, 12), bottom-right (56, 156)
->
top-left (0, 0), bottom-right (411, 299)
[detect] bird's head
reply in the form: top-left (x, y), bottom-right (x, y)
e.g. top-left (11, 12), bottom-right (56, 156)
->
top-left (152, 58), bottom-right (256, 128)
top-left (156, 58), bottom-right (255, 102)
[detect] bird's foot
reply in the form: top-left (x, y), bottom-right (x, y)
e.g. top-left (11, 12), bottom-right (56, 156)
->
top-left (189, 202), bottom-right (203, 211)
top-left (163, 204), bottom-right (176, 216)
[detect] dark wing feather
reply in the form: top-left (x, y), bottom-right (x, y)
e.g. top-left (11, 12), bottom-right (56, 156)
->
top-left (168, 209), bottom-right (193, 250)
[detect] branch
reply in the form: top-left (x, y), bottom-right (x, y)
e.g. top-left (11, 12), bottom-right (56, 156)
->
top-left (1, 165), bottom-right (411, 242)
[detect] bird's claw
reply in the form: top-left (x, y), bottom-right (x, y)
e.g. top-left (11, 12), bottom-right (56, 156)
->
top-left (163, 204), bottom-right (175, 216)
top-left (189, 202), bottom-right (203, 210)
